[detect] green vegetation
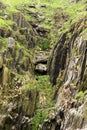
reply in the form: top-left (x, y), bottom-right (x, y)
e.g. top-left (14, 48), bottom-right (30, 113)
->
top-left (31, 109), bottom-right (48, 130)
top-left (24, 75), bottom-right (55, 107)
top-left (75, 90), bottom-right (87, 101)
top-left (0, 0), bottom-right (87, 129)
top-left (37, 38), bottom-right (51, 50)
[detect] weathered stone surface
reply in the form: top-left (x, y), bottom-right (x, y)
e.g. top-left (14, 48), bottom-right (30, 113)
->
top-left (48, 18), bottom-right (87, 87)
top-left (48, 32), bottom-right (67, 85)
top-left (34, 51), bottom-right (48, 65)
top-left (2, 66), bottom-right (9, 87)
top-left (18, 89), bottom-right (37, 117)
top-left (42, 16), bottom-right (87, 130)
top-left (8, 37), bottom-right (15, 48)
top-left (35, 63), bottom-right (47, 74)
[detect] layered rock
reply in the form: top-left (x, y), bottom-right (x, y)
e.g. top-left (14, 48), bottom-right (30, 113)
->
top-left (44, 17), bottom-right (87, 130)
top-left (48, 18), bottom-right (87, 87)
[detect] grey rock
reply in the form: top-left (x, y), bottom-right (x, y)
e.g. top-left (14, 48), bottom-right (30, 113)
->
top-left (8, 37), bottom-right (15, 48)
top-left (35, 64), bottom-right (47, 74)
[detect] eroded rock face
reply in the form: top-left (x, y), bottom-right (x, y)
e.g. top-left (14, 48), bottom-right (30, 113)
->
top-left (0, 88), bottom-right (37, 130)
top-left (43, 87), bottom-right (87, 130)
top-left (48, 18), bottom-right (87, 87)
top-left (18, 89), bottom-right (37, 117)
top-left (45, 17), bottom-right (87, 130)
top-left (2, 66), bottom-right (9, 87)
top-left (48, 32), bottom-right (68, 85)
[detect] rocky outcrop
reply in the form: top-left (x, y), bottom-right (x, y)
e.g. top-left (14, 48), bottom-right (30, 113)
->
top-left (48, 18), bottom-right (87, 87)
top-left (48, 32), bottom-right (68, 85)
top-left (34, 51), bottom-right (49, 74)
top-left (0, 88), bottom-right (37, 130)
top-left (44, 17), bottom-right (87, 130)
top-left (18, 89), bottom-right (37, 117)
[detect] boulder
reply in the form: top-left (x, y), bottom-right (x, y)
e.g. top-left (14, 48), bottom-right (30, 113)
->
top-left (34, 51), bottom-right (48, 65)
top-left (35, 64), bottom-right (47, 74)
top-left (8, 37), bottom-right (15, 48)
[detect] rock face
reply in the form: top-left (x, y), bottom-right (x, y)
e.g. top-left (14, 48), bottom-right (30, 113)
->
top-left (44, 17), bottom-right (87, 130)
top-left (48, 18), bottom-right (87, 87)
top-left (0, 88), bottom-right (37, 130)
top-left (18, 89), bottom-right (37, 117)
top-left (48, 32), bottom-right (68, 85)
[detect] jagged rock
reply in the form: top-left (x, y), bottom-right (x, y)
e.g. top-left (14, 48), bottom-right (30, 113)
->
top-left (43, 17), bottom-right (87, 130)
top-left (48, 32), bottom-right (67, 85)
top-left (34, 51), bottom-right (48, 65)
top-left (48, 18), bottom-right (87, 86)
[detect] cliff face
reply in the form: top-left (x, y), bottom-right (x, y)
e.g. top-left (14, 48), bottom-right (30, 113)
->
top-left (48, 17), bottom-right (87, 86)
top-left (43, 17), bottom-right (87, 130)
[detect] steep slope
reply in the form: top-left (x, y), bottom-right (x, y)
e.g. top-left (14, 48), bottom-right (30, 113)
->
top-left (0, 0), bottom-right (54, 129)
top-left (0, 0), bottom-right (87, 130)
top-left (44, 16), bottom-right (87, 130)
top-left (43, 1), bottom-right (87, 130)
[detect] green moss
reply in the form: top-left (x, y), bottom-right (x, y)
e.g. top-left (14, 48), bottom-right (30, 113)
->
top-left (0, 37), bottom-right (8, 50)
top-left (75, 91), bottom-right (84, 100)
top-left (31, 109), bottom-right (48, 130)
top-left (37, 38), bottom-right (50, 50)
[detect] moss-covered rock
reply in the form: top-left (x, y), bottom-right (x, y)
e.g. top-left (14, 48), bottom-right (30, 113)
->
top-left (18, 88), bottom-right (37, 117)
top-left (2, 66), bottom-right (10, 87)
